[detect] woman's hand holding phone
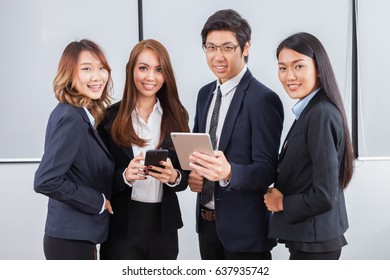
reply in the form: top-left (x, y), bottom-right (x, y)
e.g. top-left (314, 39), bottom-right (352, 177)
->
top-left (124, 150), bottom-right (178, 185)
top-left (144, 149), bottom-right (178, 184)
top-left (124, 152), bottom-right (147, 182)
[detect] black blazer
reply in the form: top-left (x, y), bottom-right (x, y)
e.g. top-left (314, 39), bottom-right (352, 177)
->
top-left (34, 103), bottom-right (114, 244)
top-left (193, 69), bottom-right (284, 252)
top-left (269, 90), bottom-right (349, 242)
top-left (97, 102), bottom-right (189, 238)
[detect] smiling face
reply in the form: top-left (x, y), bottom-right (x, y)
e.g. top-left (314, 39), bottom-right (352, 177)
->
top-left (72, 50), bottom-right (109, 100)
top-left (133, 49), bottom-right (164, 100)
top-left (205, 30), bottom-right (249, 84)
top-left (277, 47), bottom-right (320, 100)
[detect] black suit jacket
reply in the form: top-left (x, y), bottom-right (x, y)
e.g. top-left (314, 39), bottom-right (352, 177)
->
top-left (193, 69), bottom-right (284, 252)
top-left (34, 103), bottom-right (114, 244)
top-left (97, 102), bottom-right (189, 239)
top-left (269, 90), bottom-right (349, 242)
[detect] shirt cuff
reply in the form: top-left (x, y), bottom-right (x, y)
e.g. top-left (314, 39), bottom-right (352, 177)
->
top-left (122, 168), bottom-right (135, 187)
top-left (219, 179), bottom-right (231, 187)
top-left (166, 169), bottom-right (182, 187)
top-left (99, 193), bottom-right (106, 214)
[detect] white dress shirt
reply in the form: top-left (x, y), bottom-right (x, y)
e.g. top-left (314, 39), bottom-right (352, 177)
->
top-left (203, 65), bottom-right (247, 209)
top-left (122, 99), bottom-right (180, 203)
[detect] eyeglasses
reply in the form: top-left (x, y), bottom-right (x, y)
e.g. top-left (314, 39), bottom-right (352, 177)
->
top-left (202, 43), bottom-right (240, 54)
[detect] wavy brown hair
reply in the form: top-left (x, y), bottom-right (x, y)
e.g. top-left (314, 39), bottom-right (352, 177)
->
top-left (53, 39), bottom-right (113, 126)
top-left (111, 39), bottom-right (189, 148)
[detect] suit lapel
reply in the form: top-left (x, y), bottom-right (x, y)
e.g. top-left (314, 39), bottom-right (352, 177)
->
top-left (279, 90), bottom-right (324, 161)
top-left (76, 108), bottom-right (113, 159)
top-left (298, 89), bottom-right (323, 121)
top-left (122, 146), bottom-right (135, 159)
top-left (102, 115), bottom-right (135, 160)
top-left (279, 120), bottom-right (297, 161)
top-left (218, 69), bottom-right (252, 151)
top-left (199, 86), bottom-right (216, 133)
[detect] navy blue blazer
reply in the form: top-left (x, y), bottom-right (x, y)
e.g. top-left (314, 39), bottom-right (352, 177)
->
top-left (269, 90), bottom-right (349, 242)
top-left (34, 103), bottom-right (114, 244)
top-left (193, 69), bottom-right (284, 252)
top-left (97, 102), bottom-right (189, 239)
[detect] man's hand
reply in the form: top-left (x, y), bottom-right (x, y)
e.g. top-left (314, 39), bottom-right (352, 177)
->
top-left (189, 151), bottom-right (231, 182)
top-left (188, 170), bottom-right (204, 192)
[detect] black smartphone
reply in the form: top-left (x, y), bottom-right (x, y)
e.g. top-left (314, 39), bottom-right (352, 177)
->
top-left (144, 149), bottom-right (168, 173)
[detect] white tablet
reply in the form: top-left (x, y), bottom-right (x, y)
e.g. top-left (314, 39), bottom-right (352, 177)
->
top-left (171, 132), bottom-right (214, 170)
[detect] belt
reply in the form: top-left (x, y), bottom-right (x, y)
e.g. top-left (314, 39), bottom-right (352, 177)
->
top-left (201, 207), bottom-right (216, 222)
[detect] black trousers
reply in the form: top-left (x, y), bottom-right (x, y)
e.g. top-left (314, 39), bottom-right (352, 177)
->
top-left (43, 234), bottom-right (96, 260)
top-left (289, 248), bottom-right (342, 260)
top-left (100, 200), bottom-right (178, 260)
top-left (198, 216), bottom-right (271, 260)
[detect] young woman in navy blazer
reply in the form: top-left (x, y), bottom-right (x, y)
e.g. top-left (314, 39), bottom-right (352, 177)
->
top-left (264, 32), bottom-right (355, 260)
top-left (98, 39), bottom-right (190, 260)
top-left (34, 39), bottom-right (114, 260)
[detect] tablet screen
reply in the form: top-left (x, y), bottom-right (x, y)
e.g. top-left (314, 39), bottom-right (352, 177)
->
top-left (171, 132), bottom-right (214, 170)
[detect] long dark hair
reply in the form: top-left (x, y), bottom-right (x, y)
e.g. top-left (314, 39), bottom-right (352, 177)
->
top-left (111, 39), bottom-right (190, 148)
top-left (276, 32), bottom-right (354, 189)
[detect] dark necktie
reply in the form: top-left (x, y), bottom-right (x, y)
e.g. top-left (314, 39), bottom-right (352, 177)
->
top-left (201, 86), bottom-right (222, 205)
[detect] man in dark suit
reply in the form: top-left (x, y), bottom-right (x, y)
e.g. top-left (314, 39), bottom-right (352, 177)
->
top-left (188, 9), bottom-right (284, 260)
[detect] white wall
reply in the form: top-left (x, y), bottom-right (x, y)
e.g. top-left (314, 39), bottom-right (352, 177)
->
top-left (0, 163), bottom-right (46, 259)
top-left (357, 0), bottom-right (390, 157)
top-left (0, 0), bottom-right (389, 260)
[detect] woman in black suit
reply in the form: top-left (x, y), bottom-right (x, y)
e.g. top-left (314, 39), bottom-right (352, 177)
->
top-left (264, 32), bottom-right (355, 260)
top-left (98, 39), bottom-right (190, 260)
top-left (34, 39), bottom-right (114, 260)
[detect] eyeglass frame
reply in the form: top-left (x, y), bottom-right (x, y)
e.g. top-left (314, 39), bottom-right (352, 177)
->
top-left (202, 43), bottom-right (240, 54)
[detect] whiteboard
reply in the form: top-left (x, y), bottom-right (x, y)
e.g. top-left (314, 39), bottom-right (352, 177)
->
top-left (142, 0), bottom-right (351, 147)
top-left (0, 0), bottom-right (138, 161)
top-left (357, 0), bottom-right (390, 157)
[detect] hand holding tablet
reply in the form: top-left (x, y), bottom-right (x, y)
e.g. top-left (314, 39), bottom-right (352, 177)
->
top-left (171, 132), bottom-right (214, 170)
